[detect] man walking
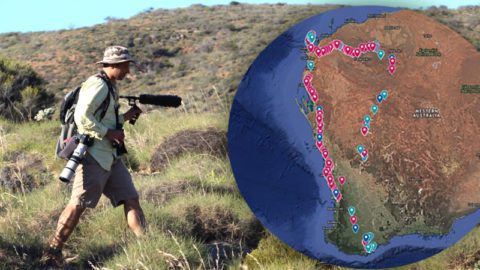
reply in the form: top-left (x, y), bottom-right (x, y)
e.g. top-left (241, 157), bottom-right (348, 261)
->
top-left (43, 46), bottom-right (145, 267)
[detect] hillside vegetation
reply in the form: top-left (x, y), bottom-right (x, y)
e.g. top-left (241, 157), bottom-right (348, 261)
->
top-left (0, 3), bottom-right (480, 269)
top-left (0, 58), bottom-right (53, 121)
top-left (0, 4), bottom-right (342, 113)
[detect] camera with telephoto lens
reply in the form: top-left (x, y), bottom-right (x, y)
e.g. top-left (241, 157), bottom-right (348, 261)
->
top-left (59, 134), bottom-right (94, 183)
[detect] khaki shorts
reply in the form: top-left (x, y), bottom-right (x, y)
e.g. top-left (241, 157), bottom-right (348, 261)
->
top-left (69, 153), bottom-right (139, 208)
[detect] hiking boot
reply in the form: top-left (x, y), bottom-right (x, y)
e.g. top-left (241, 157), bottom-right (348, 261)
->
top-left (40, 246), bottom-right (65, 268)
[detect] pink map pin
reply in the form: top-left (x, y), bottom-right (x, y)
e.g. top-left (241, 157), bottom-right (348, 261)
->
top-left (307, 44), bottom-right (314, 53)
top-left (361, 126), bottom-right (369, 136)
top-left (315, 47), bottom-right (321, 57)
top-left (354, 49), bottom-right (361, 57)
top-left (336, 193), bottom-right (342, 202)
top-left (328, 44), bottom-right (334, 51)
top-left (327, 174), bottom-right (334, 183)
top-left (389, 57), bottom-right (396, 65)
top-left (328, 180), bottom-right (336, 189)
top-left (312, 95), bottom-right (318, 102)
top-left (325, 158), bottom-right (333, 168)
top-left (338, 176), bottom-right (346, 185)
top-left (317, 122), bottom-right (324, 129)
top-left (361, 149), bottom-right (368, 158)
top-left (360, 43), bottom-right (366, 51)
top-left (322, 149), bottom-right (329, 159)
top-left (323, 167), bottom-right (331, 176)
top-left (333, 40), bottom-right (341, 48)
top-left (388, 65), bottom-right (396, 75)
top-left (316, 115), bottom-right (323, 123)
top-left (343, 45), bottom-right (352, 55)
top-left (303, 75), bottom-right (312, 85)
top-left (350, 215), bottom-right (358, 225)
top-left (316, 141), bottom-right (323, 150)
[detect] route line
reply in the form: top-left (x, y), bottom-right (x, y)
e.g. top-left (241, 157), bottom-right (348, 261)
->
top-left (302, 29), bottom-right (397, 254)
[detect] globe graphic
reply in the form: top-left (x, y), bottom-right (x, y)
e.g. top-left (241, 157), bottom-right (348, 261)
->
top-left (228, 6), bottom-right (480, 268)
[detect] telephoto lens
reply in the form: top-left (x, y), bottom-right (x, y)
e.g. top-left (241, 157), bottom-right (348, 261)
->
top-left (59, 135), bottom-right (93, 183)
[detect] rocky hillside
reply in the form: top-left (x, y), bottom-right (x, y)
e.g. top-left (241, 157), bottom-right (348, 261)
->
top-left (0, 4), bottom-right (342, 113)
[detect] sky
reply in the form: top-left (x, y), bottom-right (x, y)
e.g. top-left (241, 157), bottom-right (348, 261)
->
top-left (0, 0), bottom-right (478, 34)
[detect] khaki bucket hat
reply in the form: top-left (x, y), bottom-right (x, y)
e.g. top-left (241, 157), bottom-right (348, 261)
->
top-left (96, 46), bottom-right (136, 64)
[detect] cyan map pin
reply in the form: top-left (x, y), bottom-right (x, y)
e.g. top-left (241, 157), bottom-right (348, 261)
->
top-left (307, 61), bottom-right (315, 71)
top-left (381, 89), bottom-right (388, 100)
top-left (357, 145), bottom-right (364, 154)
top-left (371, 104), bottom-right (378, 115)
top-left (368, 232), bottom-right (375, 242)
top-left (370, 242), bottom-right (378, 252)
top-left (307, 31), bottom-right (316, 43)
top-left (366, 243), bottom-right (373, 253)
top-left (374, 40), bottom-right (380, 52)
top-left (348, 206), bottom-right (356, 216)
top-left (377, 50), bottom-right (385, 60)
top-left (316, 105), bottom-right (323, 112)
top-left (362, 155), bottom-right (369, 162)
top-left (364, 115), bottom-right (371, 123)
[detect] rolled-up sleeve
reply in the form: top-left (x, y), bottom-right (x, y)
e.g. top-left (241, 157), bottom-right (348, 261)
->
top-left (74, 78), bottom-right (109, 139)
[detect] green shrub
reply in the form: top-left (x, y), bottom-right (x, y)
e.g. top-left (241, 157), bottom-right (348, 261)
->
top-left (0, 57), bottom-right (53, 121)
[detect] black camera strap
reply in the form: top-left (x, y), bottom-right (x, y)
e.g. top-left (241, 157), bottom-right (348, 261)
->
top-left (96, 71), bottom-right (119, 126)
top-left (98, 71), bottom-right (127, 155)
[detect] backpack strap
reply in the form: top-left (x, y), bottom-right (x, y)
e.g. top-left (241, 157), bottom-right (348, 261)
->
top-left (93, 71), bottom-right (116, 121)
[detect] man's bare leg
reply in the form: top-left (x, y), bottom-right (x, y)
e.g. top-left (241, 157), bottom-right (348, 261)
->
top-left (50, 204), bottom-right (86, 249)
top-left (42, 204), bottom-right (85, 267)
top-left (123, 198), bottom-right (146, 236)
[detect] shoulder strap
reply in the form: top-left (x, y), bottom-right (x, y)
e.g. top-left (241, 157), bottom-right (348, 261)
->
top-left (93, 71), bottom-right (116, 121)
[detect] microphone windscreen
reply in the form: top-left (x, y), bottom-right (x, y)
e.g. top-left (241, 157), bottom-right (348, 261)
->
top-left (138, 94), bottom-right (182, 107)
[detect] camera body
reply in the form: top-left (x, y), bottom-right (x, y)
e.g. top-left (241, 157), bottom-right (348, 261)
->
top-left (59, 134), bottom-right (93, 183)
top-left (112, 122), bottom-right (128, 156)
top-left (112, 139), bottom-right (128, 156)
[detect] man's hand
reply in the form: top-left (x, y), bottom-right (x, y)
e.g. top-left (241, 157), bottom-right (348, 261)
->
top-left (105, 129), bottom-right (125, 145)
top-left (124, 106), bottom-right (142, 122)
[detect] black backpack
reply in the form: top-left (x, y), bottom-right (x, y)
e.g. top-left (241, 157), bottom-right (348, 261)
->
top-left (55, 72), bottom-right (114, 158)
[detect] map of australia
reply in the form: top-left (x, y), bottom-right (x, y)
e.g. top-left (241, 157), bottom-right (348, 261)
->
top-left (228, 6), bottom-right (480, 268)
top-left (300, 9), bottom-right (480, 254)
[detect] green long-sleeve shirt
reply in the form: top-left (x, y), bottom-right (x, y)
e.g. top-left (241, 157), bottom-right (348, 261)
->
top-left (74, 75), bottom-right (125, 171)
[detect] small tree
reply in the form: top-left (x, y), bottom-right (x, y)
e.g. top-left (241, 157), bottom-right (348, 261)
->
top-left (0, 57), bottom-right (54, 121)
